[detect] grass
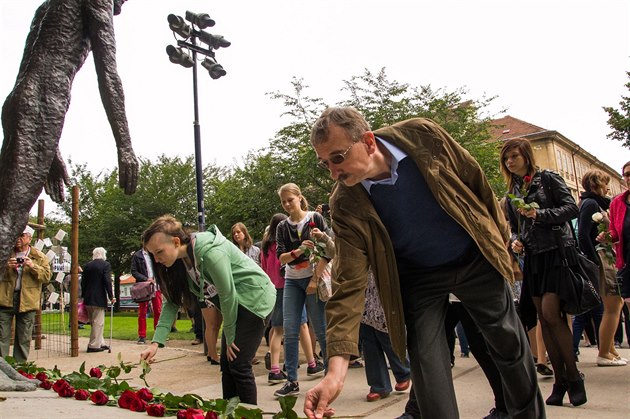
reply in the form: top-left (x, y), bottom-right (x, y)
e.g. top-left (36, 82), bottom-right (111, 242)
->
top-left (40, 311), bottom-right (196, 342)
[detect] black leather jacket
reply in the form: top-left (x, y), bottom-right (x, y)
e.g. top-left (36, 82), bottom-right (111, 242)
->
top-left (506, 170), bottom-right (578, 255)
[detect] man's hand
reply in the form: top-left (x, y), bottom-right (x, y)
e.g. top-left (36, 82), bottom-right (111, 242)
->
top-left (304, 355), bottom-right (349, 419)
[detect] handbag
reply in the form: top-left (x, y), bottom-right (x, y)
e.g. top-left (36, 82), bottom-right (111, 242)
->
top-left (131, 281), bottom-right (156, 303)
top-left (597, 249), bottom-right (621, 296)
top-left (552, 226), bottom-right (601, 315)
top-left (317, 261), bottom-right (333, 302)
top-left (77, 301), bottom-right (89, 324)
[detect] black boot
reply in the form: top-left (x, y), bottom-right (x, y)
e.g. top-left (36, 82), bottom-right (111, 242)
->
top-left (567, 377), bottom-right (587, 406)
top-left (545, 382), bottom-right (567, 406)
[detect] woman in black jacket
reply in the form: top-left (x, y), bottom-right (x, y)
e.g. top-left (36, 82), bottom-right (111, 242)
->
top-left (81, 247), bottom-right (114, 353)
top-left (500, 138), bottom-right (585, 407)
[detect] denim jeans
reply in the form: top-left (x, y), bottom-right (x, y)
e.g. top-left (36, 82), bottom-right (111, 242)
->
top-left (359, 323), bottom-right (410, 393)
top-left (572, 304), bottom-right (603, 354)
top-left (283, 276), bottom-right (327, 382)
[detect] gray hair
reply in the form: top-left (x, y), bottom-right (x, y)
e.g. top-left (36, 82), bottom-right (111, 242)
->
top-left (92, 247), bottom-right (107, 260)
top-left (310, 106), bottom-right (370, 146)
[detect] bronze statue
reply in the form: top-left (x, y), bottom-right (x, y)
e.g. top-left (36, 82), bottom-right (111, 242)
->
top-left (0, 0), bottom-right (138, 278)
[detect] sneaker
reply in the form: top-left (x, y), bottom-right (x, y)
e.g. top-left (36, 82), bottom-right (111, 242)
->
top-left (536, 363), bottom-right (553, 376)
top-left (307, 360), bottom-right (325, 376)
top-left (137, 337), bottom-right (146, 344)
top-left (274, 380), bottom-right (299, 397)
top-left (348, 358), bottom-right (364, 368)
top-left (265, 352), bottom-right (271, 370)
top-left (268, 370), bottom-right (287, 384)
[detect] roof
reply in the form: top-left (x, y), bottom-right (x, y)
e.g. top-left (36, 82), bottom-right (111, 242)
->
top-left (489, 115), bottom-right (548, 141)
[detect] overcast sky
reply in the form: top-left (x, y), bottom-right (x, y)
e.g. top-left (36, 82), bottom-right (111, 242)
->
top-left (1, 0), bottom-right (629, 217)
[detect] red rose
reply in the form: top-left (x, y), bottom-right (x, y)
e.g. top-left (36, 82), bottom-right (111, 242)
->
top-left (129, 397), bottom-right (148, 412)
top-left (35, 371), bottom-right (48, 381)
top-left (74, 389), bottom-right (90, 400)
top-left (177, 408), bottom-right (205, 419)
top-left (523, 175), bottom-right (531, 183)
top-left (118, 389), bottom-right (138, 409)
top-left (309, 221), bottom-right (316, 228)
top-left (89, 367), bottom-right (102, 378)
top-left (58, 385), bottom-right (75, 398)
top-left (136, 387), bottom-right (153, 401)
top-left (205, 411), bottom-right (219, 419)
top-left (18, 370), bottom-right (35, 379)
top-left (53, 379), bottom-right (70, 392)
top-left (90, 390), bottom-right (109, 405)
top-left (39, 380), bottom-right (52, 390)
top-left (147, 403), bottom-right (166, 417)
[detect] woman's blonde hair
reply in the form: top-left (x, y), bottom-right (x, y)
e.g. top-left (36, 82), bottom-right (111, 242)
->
top-left (277, 183), bottom-right (309, 211)
top-left (581, 169), bottom-right (610, 194)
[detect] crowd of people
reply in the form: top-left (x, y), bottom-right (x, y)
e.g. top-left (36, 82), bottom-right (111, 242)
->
top-left (2, 106), bottom-right (629, 419)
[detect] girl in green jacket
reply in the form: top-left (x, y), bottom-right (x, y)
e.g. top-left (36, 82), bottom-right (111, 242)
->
top-left (140, 215), bottom-right (275, 405)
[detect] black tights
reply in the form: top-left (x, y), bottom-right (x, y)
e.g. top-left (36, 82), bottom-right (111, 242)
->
top-left (533, 293), bottom-right (580, 384)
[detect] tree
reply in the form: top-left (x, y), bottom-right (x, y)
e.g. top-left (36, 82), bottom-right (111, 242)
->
top-left (603, 71), bottom-right (630, 148)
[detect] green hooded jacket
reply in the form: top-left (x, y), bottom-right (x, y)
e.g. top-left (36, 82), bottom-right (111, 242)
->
top-left (153, 225), bottom-right (275, 347)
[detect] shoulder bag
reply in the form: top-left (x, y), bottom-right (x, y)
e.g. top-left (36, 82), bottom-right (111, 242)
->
top-left (131, 281), bottom-right (156, 303)
top-left (317, 261), bottom-right (333, 302)
top-left (552, 226), bottom-right (601, 315)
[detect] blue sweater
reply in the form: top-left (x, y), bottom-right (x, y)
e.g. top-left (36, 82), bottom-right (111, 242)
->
top-left (369, 157), bottom-right (473, 268)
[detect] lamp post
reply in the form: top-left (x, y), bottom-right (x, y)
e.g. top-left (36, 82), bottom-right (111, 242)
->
top-left (166, 11), bottom-right (230, 232)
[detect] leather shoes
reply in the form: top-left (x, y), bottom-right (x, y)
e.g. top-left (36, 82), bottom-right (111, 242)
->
top-left (87, 347), bottom-right (105, 353)
top-left (366, 391), bottom-right (389, 402)
top-left (395, 379), bottom-right (410, 391)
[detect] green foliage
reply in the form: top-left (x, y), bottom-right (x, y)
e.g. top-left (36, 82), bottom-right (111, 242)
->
top-left (603, 71), bottom-right (630, 148)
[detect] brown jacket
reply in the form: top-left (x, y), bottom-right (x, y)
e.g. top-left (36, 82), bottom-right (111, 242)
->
top-left (0, 246), bottom-right (51, 312)
top-left (328, 118), bottom-right (512, 361)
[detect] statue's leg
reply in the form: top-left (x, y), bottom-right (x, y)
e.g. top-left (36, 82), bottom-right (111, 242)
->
top-left (0, 83), bottom-right (65, 278)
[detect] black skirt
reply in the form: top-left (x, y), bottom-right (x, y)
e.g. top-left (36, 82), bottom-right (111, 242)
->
top-left (523, 246), bottom-right (580, 297)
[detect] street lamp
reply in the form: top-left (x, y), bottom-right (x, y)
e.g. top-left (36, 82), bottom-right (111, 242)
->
top-left (166, 10), bottom-right (230, 232)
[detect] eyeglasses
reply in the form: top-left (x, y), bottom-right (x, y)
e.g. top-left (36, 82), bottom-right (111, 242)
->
top-left (623, 171), bottom-right (630, 178)
top-left (317, 141), bottom-right (358, 170)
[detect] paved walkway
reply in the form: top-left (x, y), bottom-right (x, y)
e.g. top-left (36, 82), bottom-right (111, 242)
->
top-left (1, 337), bottom-right (628, 418)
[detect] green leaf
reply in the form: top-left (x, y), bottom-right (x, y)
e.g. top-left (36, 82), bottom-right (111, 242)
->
top-left (78, 361), bottom-right (86, 375)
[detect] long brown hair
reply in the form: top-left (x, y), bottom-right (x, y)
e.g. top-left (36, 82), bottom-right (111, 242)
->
top-left (277, 183), bottom-right (309, 211)
top-left (261, 213), bottom-right (287, 256)
top-left (142, 215), bottom-right (197, 311)
top-left (231, 222), bottom-right (253, 252)
top-left (499, 138), bottom-right (537, 192)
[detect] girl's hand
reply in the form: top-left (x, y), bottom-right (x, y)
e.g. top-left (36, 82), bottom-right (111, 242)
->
top-left (518, 207), bottom-right (537, 219)
top-left (311, 228), bottom-right (324, 241)
top-left (227, 342), bottom-right (240, 362)
top-left (511, 239), bottom-right (524, 254)
top-left (301, 240), bottom-right (315, 249)
top-left (140, 343), bottom-right (159, 363)
top-left (596, 232), bottom-right (608, 243)
top-left (307, 277), bottom-right (317, 295)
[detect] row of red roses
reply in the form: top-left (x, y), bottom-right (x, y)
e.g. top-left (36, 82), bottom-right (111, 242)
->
top-left (18, 368), bottom-right (219, 418)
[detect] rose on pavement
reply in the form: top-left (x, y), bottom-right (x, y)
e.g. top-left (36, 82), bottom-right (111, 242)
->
top-left (136, 387), bottom-right (153, 401)
top-left (74, 389), bottom-right (90, 400)
top-left (129, 397), bottom-right (148, 412)
top-left (89, 367), bottom-right (103, 378)
top-left (90, 390), bottom-right (109, 405)
top-left (118, 389), bottom-right (138, 409)
top-left (147, 403), bottom-right (166, 417)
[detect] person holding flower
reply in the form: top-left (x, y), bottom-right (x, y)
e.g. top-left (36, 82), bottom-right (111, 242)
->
top-left (273, 183), bottom-right (329, 397)
top-left (500, 138), bottom-right (585, 407)
top-left (306, 107), bottom-right (543, 419)
top-left (577, 169), bottom-right (626, 367)
top-left (602, 161), bottom-right (630, 307)
top-left (139, 215), bottom-right (276, 405)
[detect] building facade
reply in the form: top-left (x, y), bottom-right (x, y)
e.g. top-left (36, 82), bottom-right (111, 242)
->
top-left (491, 116), bottom-right (625, 199)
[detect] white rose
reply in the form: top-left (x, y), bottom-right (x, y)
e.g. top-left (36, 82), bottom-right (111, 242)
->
top-left (592, 212), bottom-right (604, 223)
